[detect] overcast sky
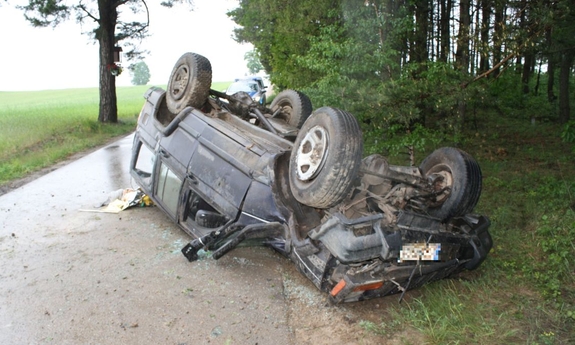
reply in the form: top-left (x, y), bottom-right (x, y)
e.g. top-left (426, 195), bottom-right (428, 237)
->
top-left (0, 0), bottom-right (252, 91)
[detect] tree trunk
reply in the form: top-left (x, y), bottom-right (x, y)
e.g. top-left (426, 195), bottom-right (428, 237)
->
top-left (546, 26), bottom-right (557, 102)
top-left (479, 0), bottom-right (491, 72)
top-left (493, 0), bottom-right (505, 77)
top-left (534, 59), bottom-right (542, 96)
top-left (392, 0), bottom-right (405, 77)
top-left (522, 53), bottom-right (533, 94)
top-left (455, 0), bottom-right (470, 73)
top-left (373, 0), bottom-right (400, 81)
top-left (98, 0), bottom-right (118, 123)
top-left (413, 0), bottom-right (429, 64)
top-left (558, 50), bottom-right (574, 124)
top-left (455, 0), bottom-right (470, 125)
top-left (548, 55), bottom-right (556, 102)
top-left (439, 0), bottom-right (451, 62)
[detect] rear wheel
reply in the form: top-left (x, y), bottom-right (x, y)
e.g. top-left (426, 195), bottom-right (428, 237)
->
top-left (289, 107), bottom-right (363, 209)
top-left (419, 147), bottom-right (482, 220)
top-left (166, 52), bottom-right (212, 114)
top-left (270, 90), bottom-right (312, 128)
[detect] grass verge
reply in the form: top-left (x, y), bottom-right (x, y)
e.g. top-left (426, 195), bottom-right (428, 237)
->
top-left (0, 82), bottom-right (233, 187)
top-left (359, 114), bottom-right (575, 344)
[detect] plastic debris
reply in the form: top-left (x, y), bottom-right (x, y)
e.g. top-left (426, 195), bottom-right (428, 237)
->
top-left (80, 188), bottom-right (153, 213)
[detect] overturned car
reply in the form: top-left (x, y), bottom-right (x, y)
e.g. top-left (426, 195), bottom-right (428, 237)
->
top-left (130, 53), bottom-right (492, 303)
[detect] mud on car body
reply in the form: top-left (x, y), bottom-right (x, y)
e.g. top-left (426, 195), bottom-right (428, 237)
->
top-left (130, 53), bottom-right (493, 303)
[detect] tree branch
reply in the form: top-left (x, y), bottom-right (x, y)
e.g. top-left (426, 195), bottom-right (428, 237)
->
top-left (77, 2), bottom-right (99, 24)
top-left (461, 51), bottom-right (516, 88)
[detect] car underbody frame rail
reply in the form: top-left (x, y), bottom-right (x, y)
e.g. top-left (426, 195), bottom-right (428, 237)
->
top-left (181, 221), bottom-right (287, 262)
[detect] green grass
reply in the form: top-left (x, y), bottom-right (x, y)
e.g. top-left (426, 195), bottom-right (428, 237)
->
top-left (0, 82), bottom-right (233, 186)
top-left (360, 114), bottom-right (575, 344)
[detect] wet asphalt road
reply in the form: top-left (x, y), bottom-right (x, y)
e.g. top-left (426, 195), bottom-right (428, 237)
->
top-left (0, 135), bottom-right (392, 345)
top-left (0, 135), bottom-right (295, 344)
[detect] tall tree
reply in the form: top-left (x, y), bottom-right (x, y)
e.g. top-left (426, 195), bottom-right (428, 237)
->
top-left (130, 61), bottom-right (151, 85)
top-left (18, 0), bottom-right (191, 123)
top-left (479, 0), bottom-right (491, 72)
top-left (244, 50), bottom-right (264, 74)
top-left (558, 50), bottom-right (574, 123)
top-left (439, 0), bottom-right (452, 62)
top-left (518, 0), bottom-right (533, 94)
top-left (229, 0), bottom-right (340, 89)
top-left (545, 19), bottom-right (557, 102)
top-left (492, 0), bottom-right (506, 77)
top-left (455, 0), bottom-right (471, 73)
top-left (412, 0), bottom-right (429, 65)
top-left (552, 0), bottom-right (575, 123)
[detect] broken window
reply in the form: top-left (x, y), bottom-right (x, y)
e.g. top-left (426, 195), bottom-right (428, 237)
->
top-left (134, 142), bottom-right (155, 187)
top-left (157, 162), bottom-right (182, 216)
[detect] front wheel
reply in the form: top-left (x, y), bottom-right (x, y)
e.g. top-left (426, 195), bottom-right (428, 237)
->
top-left (419, 147), bottom-right (482, 220)
top-left (289, 107), bottom-right (363, 209)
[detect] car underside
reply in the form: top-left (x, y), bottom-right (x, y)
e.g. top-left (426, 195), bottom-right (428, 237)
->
top-left (130, 52), bottom-right (493, 303)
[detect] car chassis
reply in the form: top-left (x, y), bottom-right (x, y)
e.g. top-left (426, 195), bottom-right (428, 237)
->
top-left (130, 53), bottom-right (492, 303)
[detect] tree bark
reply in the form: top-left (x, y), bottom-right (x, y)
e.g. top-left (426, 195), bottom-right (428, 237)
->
top-left (455, 0), bottom-right (470, 73)
top-left (521, 53), bottom-right (533, 94)
top-left (558, 50), bottom-right (574, 124)
top-left (479, 0), bottom-right (491, 72)
top-left (413, 0), bottom-right (429, 64)
top-left (373, 0), bottom-right (400, 81)
top-left (439, 0), bottom-right (451, 62)
top-left (547, 57), bottom-right (555, 101)
top-left (455, 0), bottom-right (470, 125)
top-left (546, 25), bottom-right (557, 102)
top-left (493, 0), bottom-right (505, 77)
top-left (97, 0), bottom-right (118, 123)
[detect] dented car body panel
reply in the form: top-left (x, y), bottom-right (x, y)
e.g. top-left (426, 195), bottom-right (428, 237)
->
top-left (131, 54), bottom-right (492, 303)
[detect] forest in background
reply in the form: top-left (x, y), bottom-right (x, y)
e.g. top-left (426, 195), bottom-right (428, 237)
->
top-left (229, 0), bottom-right (575, 156)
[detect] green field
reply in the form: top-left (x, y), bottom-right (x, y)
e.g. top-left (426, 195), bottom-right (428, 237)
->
top-left (0, 82), bottom-right (232, 186)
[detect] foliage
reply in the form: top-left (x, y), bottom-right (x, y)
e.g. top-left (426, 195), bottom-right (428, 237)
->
top-left (229, 0), bottom-right (341, 89)
top-left (129, 61), bottom-right (151, 86)
top-left (230, 0), bottom-right (575, 147)
top-left (244, 50), bottom-right (263, 75)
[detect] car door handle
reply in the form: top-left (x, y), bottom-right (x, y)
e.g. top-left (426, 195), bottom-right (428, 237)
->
top-left (187, 174), bottom-right (198, 185)
top-left (159, 149), bottom-right (170, 158)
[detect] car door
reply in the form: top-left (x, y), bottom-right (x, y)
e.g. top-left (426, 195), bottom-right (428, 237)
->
top-left (153, 127), bottom-right (197, 219)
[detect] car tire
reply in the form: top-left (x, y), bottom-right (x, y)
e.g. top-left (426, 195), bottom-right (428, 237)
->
top-left (166, 52), bottom-right (212, 114)
top-left (270, 90), bottom-right (313, 128)
top-left (289, 107), bottom-right (363, 209)
top-left (419, 147), bottom-right (482, 220)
